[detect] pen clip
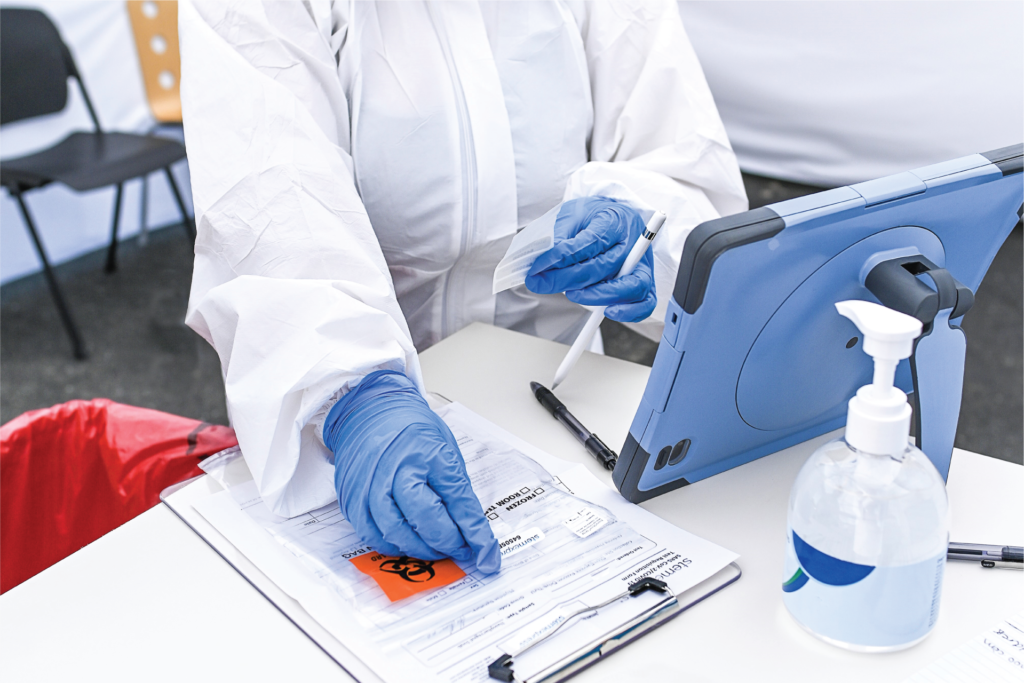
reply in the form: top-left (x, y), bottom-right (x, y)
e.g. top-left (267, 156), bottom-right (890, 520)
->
top-left (981, 559), bottom-right (1024, 570)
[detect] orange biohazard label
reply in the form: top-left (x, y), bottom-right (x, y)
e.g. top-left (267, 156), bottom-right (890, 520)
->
top-left (350, 552), bottom-right (466, 602)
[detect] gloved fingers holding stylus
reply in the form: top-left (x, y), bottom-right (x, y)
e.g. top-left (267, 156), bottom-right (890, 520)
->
top-left (525, 196), bottom-right (656, 323)
top-left (565, 266), bottom-right (657, 323)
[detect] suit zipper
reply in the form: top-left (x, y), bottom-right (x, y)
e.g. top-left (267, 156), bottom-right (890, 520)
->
top-left (429, 4), bottom-right (476, 339)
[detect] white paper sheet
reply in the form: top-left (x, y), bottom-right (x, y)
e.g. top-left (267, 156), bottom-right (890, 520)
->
top-left (905, 612), bottom-right (1024, 682)
top-left (194, 403), bottom-right (737, 683)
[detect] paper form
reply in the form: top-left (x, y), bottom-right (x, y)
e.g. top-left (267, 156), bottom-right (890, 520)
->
top-left (905, 613), bottom-right (1024, 682)
top-left (194, 403), bottom-right (737, 683)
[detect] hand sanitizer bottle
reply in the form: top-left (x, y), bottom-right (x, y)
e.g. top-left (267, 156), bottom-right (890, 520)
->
top-left (782, 300), bottom-right (949, 652)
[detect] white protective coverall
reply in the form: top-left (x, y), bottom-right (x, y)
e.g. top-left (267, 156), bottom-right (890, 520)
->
top-left (179, 0), bottom-right (747, 518)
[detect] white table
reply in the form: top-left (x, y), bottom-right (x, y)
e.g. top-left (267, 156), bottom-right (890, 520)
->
top-left (2, 323), bottom-right (1021, 682)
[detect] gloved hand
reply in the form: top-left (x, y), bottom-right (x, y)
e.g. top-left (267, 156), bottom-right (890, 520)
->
top-left (323, 370), bottom-right (501, 574)
top-left (525, 196), bottom-right (656, 323)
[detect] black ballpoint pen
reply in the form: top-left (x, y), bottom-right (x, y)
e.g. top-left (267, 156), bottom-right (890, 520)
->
top-left (947, 542), bottom-right (1023, 570)
top-left (530, 381), bottom-right (617, 471)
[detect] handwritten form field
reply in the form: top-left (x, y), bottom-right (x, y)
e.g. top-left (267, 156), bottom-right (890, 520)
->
top-left (194, 403), bottom-right (737, 683)
top-left (905, 613), bottom-right (1024, 682)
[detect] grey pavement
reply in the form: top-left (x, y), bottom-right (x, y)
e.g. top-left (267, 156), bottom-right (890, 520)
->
top-left (0, 225), bottom-right (227, 427)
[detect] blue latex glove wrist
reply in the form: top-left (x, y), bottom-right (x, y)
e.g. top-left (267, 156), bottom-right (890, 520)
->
top-left (524, 197), bottom-right (656, 323)
top-left (323, 370), bottom-right (501, 574)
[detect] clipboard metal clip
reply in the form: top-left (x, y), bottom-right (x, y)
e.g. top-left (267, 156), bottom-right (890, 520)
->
top-left (488, 577), bottom-right (677, 682)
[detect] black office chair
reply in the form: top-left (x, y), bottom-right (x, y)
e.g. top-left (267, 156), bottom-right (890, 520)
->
top-left (0, 8), bottom-right (194, 360)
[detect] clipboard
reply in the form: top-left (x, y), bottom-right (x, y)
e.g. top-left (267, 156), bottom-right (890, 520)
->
top-left (161, 474), bottom-right (384, 682)
top-left (162, 473), bottom-right (740, 683)
top-left (159, 473), bottom-right (737, 679)
top-left (484, 569), bottom-right (740, 683)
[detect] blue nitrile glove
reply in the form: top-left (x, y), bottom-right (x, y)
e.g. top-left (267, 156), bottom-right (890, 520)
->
top-left (323, 370), bottom-right (501, 574)
top-left (524, 197), bottom-right (656, 323)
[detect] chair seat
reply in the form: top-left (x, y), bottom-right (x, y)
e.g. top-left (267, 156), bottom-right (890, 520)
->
top-left (0, 131), bottom-right (186, 192)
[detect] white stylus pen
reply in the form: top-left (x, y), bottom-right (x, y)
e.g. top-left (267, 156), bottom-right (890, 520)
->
top-left (552, 211), bottom-right (666, 390)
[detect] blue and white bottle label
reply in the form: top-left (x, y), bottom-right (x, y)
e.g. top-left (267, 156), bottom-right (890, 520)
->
top-left (782, 527), bottom-right (944, 648)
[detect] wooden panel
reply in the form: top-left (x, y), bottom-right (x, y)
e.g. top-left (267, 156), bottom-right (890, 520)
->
top-left (126, 1), bottom-right (181, 123)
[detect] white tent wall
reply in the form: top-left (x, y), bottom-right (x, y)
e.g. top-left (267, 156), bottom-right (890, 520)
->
top-left (679, 1), bottom-right (1024, 187)
top-left (0, 0), bottom-right (192, 285)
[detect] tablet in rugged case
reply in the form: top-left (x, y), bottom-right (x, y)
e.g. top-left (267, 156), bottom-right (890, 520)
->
top-left (613, 145), bottom-right (1023, 503)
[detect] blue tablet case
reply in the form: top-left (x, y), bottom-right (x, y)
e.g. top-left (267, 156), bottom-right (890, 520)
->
top-left (613, 144), bottom-right (1023, 503)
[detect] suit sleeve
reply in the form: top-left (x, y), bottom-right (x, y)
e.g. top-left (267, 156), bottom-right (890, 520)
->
top-left (565, 0), bottom-right (748, 341)
top-left (179, 0), bottom-right (420, 517)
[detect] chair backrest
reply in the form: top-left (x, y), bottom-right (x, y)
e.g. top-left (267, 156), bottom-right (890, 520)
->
top-left (126, 1), bottom-right (182, 124)
top-left (0, 8), bottom-right (101, 130)
top-left (0, 8), bottom-right (72, 125)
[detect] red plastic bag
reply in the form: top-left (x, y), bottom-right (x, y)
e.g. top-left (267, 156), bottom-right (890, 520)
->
top-left (1, 399), bottom-right (237, 593)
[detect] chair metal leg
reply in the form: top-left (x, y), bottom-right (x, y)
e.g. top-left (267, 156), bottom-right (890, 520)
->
top-left (163, 166), bottom-right (195, 242)
top-left (104, 183), bottom-right (124, 273)
top-left (138, 174), bottom-right (149, 247)
top-left (11, 190), bottom-right (88, 360)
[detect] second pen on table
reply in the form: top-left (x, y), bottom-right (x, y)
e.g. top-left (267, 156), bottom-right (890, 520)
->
top-left (947, 542), bottom-right (1023, 570)
top-left (530, 381), bottom-right (617, 471)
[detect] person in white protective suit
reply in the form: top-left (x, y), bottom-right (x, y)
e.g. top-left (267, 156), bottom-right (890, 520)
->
top-left (179, 0), bottom-right (747, 574)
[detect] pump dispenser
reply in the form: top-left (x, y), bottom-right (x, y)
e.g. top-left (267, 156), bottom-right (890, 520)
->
top-left (782, 300), bottom-right (949, 653)
top-left (836, 300), bottom-right (921, 457)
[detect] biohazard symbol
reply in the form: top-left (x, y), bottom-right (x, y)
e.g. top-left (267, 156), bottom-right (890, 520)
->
top-left (350, 551), bottom-right (465, 602)
top-left (378, 556), bottom-right (436, 582)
